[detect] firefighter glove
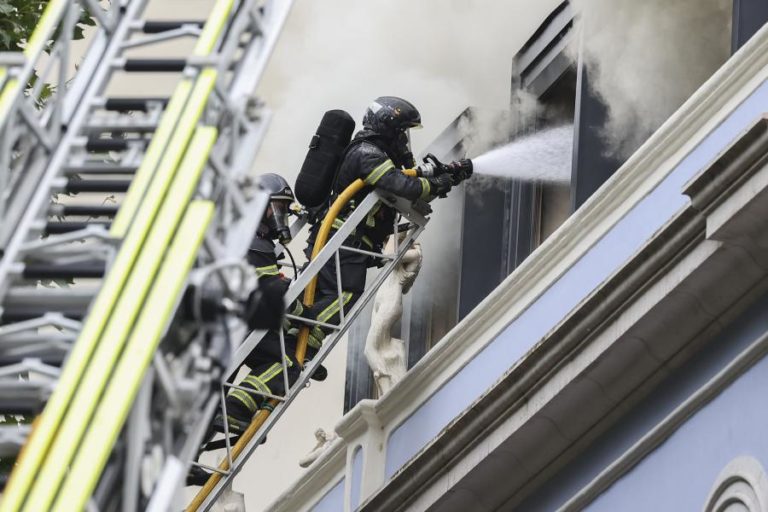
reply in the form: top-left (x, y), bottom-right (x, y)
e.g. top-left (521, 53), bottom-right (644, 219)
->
top-left (427, 174), bottom-right (453, 198)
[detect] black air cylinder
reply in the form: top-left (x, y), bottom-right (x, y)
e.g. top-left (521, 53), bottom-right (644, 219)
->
top-left (295, 110), bottom-right (355, 208)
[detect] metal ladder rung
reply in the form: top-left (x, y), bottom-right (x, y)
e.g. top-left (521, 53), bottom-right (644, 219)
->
top-left (83, 120), bottom-right (159, 134)
top-left (4, 286), bottom-right (97, 309)
top-left (64, 179), bottom-right (131, 193)
top-left (84, 138), bottom-right (134, 152)
top-left (0, 387), bottom-right (51, 415)
top-left (141, 21), bottom-right (205, 34)
top-left (50, 205), bottom-right (120, 217)
top-left (0, 351), bottom-right (67, 368)
top-left (45, 221), bottom-right (112, 235)
top-left (22, 262), bottom-right (106, 280)
top-left (103, 97), bottom-right (169, 111)
top-left (122, 58), bottom-right (187, 72)
top-left (63, 163), bottom-right (139, 174)
top-left (1, 308), bottom-right (85, 323)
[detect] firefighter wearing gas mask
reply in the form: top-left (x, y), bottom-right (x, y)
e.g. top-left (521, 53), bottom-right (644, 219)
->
top-left (303, 96), bottom-right (472, 351)
top-left (214, 173), bottom-right (321, 436)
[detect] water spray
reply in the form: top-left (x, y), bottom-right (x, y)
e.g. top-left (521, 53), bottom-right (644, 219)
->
top-left (471, 124), bottom-right (573, 183)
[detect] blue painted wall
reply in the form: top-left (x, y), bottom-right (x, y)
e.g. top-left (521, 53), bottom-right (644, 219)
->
top-left (350, 446), bottom-right (363, 510)
top-left (519, 292), bottom-right (768, 511)
top-left (311, 478), bottom-right (344, 512)
top-left (385, 78), bottom-right (768, 479)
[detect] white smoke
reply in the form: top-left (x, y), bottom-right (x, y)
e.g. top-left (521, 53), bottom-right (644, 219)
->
top-left (253, 0), bottom-right (564, 180)
top-left (570, 0), bottom-right (732, 157)
top-left (457, 89), bottom-right (544, 158)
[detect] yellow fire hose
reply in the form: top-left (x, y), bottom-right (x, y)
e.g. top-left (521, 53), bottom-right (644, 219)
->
top-left (189, 169), bottom-right (418, 510)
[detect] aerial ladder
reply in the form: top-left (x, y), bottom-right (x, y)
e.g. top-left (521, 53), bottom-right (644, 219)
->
top-left (0, 1), bottom-right (432, 510)
top-left (0, 0), bottom-right (291, 509)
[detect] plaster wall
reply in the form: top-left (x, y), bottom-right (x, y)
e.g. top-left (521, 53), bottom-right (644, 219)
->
top-left (519, 292), bottom-right (768, 511)
top-left (585, 344), bottom-right (768, 512)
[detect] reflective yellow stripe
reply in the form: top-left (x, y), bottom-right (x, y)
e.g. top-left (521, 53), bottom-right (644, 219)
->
top-left (308, 334), bottom-right (323, 349)
top-left (0, 78), bottom-right (20, 128)
top-left (193, 0), bottom-right (236, 56)
top-left (419, 177), bottom-right (431, 200)
top-left (24, 0), bottom-right (67, 59)
top-left (22, 129), bottom-right (216, 512)
top-left (111, 69), bottom-right (217, 237)
top-left (365, 203), bottom-right (382, 228)
top-left (365, 159), bottom-right (395, 185)
top-left (261, 362), bottom-right (285, 382)
top-left (317, 292), bottom-right (353, 324)
top-left (242, 375), bottom-right (271, 394)
top-left (362, 236), bottom-right (373, 248)
top-left (290, 301), bottom-right (304, 317)
top-left (254, 264), bottom-right (279, 278)
top-left (229, 389), bottom-right (258, 413)
top-left (49, 201), bottom-right (214, 512)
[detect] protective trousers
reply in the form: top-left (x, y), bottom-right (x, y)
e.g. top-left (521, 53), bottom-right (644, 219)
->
top-left (305, 239), bottom-right (367, 350)
top-left (225, 330), bottom-right (307, 421)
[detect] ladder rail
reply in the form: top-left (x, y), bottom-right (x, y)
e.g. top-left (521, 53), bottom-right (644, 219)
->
top-left (194, 203), bottom-right (428, 510)
top-left (0, 0), bottom-right (107, 246)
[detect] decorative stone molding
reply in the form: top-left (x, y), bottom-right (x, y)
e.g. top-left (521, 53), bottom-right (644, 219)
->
top-left (705, 456), bottom-right (768, 512)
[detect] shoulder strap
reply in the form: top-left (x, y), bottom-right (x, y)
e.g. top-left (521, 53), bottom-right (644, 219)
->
top-left (331, 134), bottom-right (393, 190)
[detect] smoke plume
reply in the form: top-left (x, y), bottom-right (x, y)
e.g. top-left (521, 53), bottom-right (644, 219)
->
top-left (253, 0), bottom-right (564, 180)
top-left (571, 0), bottom-right (731, 157)
top-left (457, 89), bottom-right (543, 158)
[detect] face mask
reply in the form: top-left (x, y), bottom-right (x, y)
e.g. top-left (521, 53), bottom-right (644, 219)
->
top-left (396, 131), bottom-right (416, 168)
top-left (267, 200), bottom-right (292, 243)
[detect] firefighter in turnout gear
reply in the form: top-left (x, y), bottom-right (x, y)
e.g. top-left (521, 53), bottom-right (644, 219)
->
top-left (304, 96), bottom-right (473, 352)
top-left (212, 173), bottom-right (319, 436)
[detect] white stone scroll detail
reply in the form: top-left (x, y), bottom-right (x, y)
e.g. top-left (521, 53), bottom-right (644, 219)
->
top-left (364, 239), bottom-right (423, 397)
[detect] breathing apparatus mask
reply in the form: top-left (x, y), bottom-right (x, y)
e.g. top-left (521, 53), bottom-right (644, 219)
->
top-left (396, 126), bottom-right (420, 168)
top-left (265, 199), bottom-right (292, 244)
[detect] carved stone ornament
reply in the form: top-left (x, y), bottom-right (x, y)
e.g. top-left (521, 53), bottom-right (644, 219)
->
top-left (299, 428), bottom-right (338, 468)
top-left (364, 238), bottom-right (423, 397)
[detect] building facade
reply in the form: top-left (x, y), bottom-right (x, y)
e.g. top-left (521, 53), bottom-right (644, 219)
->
top-left (268, 2), bottom-right (768, 511)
